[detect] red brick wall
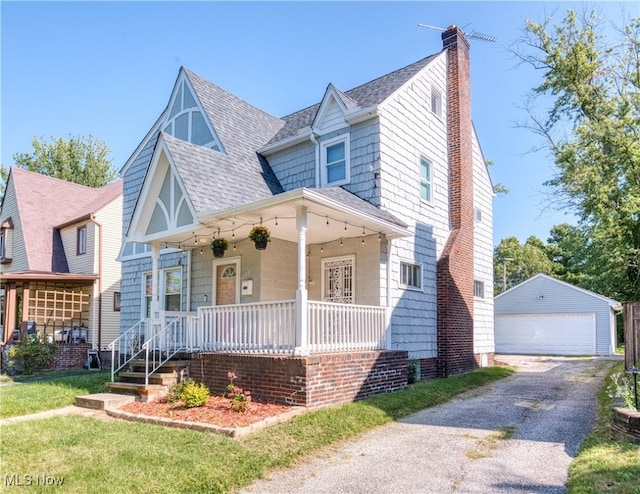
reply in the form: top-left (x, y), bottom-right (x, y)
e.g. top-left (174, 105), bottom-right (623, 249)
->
top-left (436, 26), bottom-right (476, 377)
top-left (51, 343), bottom-right (92, 370)
top-left (189, 351), bottom-right (408, 408)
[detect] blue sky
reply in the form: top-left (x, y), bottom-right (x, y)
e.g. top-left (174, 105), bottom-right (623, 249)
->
top-left (1, 1), bottom-right (637, 245)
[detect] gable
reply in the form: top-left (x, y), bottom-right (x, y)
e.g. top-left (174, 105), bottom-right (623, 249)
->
top-left (162, 72), bottom-right (224, 152)
top-left (127, 137), bottom-right (199, 242)
top-left (312, 84), bottom-right (354, 134)
top-left (496, 274), bottom-right (620, 312)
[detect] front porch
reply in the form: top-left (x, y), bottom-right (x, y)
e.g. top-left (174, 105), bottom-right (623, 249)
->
top-left (110, 302), bottom-right (407, 406)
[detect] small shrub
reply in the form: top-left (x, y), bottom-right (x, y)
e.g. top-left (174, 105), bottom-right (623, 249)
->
top-left (166, 378), bottom-right (193, 404)
top-left (225, 371), bottom-right (252, 412)
top-left (611, 372), bottom-right (639, 411)
top-left (407, 360), bottom-right (421, 384)
top-left (180, 381), bottom-right (210, 408)
top-left (8, 336), bottom-right (58, 374)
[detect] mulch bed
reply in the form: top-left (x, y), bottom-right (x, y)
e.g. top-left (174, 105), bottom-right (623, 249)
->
top-left (120, 395), bottom-right (293, 428)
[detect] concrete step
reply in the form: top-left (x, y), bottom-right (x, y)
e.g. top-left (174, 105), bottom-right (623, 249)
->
top-left (118, 371), bottom-right (178, 386)
top-left (75, 393), bottom-right (136, 410)
top-left (106, 382), bottom-right (167, 401)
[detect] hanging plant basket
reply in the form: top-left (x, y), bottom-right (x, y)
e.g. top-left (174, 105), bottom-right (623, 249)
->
top-left (248, 226), bottom-right (270, 251)
top-left (211, 238), bottom-right (228, 258)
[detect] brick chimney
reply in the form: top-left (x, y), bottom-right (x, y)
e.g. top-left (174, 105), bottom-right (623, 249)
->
top-left (436, 26), bottom-right (476, 377)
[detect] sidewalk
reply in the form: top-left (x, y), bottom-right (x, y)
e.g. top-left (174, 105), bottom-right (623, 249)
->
top-left (0, 405), bottom-right (110, 426)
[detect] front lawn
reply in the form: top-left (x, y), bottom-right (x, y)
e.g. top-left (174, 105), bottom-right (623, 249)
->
top-left (567, 361), bottom-right (640, 494)
top-left (0, 371), bottom-right (109, 418)
top-left (0, 366), bottom-right (512, 493)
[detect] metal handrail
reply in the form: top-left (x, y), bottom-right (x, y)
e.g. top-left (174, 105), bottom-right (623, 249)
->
top-left (142, 313), bottom-right (197, 385)
top-left (108, 319), bottom-right (149, 382)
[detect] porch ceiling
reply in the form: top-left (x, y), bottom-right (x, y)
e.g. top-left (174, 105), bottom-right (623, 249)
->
top-left (151, 188), bottom-right (411, 248)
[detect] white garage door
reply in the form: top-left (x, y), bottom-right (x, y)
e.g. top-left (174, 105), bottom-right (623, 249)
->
top-left (495, 313), bottom-right (596, 355)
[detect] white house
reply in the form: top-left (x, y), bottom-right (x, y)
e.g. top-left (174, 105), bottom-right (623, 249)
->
top-left (114, 26), bottom-right (495, 407)
top-left (495, 273), bottom-right (620, 356)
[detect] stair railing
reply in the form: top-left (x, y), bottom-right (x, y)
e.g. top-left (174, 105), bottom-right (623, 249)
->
top-left (109, 319), bottom-right (150, 382)
top-left (142, 312), bottom-right (197, 385)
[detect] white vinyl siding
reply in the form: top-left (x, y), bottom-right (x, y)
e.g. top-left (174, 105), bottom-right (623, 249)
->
top-left (495, 274), bottom-right (617, 356)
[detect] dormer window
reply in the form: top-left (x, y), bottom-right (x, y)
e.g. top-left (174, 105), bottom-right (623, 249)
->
top-left (163, 80), bottom-right (222, 151)
top-left (321, 135), bottom-right (350, 186)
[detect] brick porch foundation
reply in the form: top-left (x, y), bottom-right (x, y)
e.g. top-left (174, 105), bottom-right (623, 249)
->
top-left (189, 350), bottom-right (408, 408)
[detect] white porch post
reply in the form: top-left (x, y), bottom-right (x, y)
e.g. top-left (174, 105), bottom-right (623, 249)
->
top-left (386, 238), bottom-right (393, 350)
top-left (294, 206), bottom-right (309, 356)
top-left (151, 242), bottom-right (161, 325)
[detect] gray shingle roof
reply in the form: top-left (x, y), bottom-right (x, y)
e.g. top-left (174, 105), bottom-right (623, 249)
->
top-left (268, 53), bottom-right (440, 143)
top-left (161, 133), bottom-right (283, 215)
top-left (311, 187), bottom-right (408, 228)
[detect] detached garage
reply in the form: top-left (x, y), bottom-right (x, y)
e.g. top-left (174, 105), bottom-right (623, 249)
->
top-left (495, 274), bottom-right (620, 356)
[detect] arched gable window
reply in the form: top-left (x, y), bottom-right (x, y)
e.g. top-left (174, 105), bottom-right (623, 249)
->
top-left (163, 80), bottom-right (222, 151)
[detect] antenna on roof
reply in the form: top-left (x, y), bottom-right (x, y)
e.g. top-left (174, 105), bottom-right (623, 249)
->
top-left (418, 23), bottom-right (496, 43)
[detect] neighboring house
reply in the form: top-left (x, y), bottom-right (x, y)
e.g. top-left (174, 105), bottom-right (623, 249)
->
top-left (116, 26), bottom-right (494, 407)
top-left (495, 273), bottom-right (620, 356)
top-left (0, 168), bottom-right (123, 355)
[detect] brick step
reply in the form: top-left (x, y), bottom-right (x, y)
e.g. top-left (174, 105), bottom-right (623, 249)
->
top-left (118, 371), bottom-right (178, 386)
top-left (106, 382), bottom-right (167, 401)
top-left (75, 393), bottom-right (136, 410)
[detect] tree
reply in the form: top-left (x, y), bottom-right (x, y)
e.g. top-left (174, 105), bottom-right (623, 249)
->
top-left (545, 223), bottom-right (589, 285)
top-left (4, 135), bottom-right (116, 193)
top-left (517, 10), bottom-right (640, 300)
top-left (494, 236), bottom-right (553, 294)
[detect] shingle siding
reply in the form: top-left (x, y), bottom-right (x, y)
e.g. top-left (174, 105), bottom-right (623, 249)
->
top-left (378, 53), bottom-right (449, 359)
top-left (472, 131), bottom-right (495, 355)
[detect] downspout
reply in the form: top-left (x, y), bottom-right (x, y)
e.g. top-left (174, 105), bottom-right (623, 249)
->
top-left (91, 214), bottom-right (103, 355)
top-left (386, 237), bottom-right (393, 350)
top-left (310, 131), bottom-right (320, 187)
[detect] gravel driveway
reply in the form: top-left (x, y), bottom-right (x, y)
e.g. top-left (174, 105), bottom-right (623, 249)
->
top-left (240, 355), bottom-right (619, 494)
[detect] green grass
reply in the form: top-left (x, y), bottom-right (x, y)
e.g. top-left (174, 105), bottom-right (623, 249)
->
top-left (0, 366), bottom-right (512, 494)
top-left (566, 361), bottom-right (640, 494)
top-left (0, 371), bottom-right (109, 418)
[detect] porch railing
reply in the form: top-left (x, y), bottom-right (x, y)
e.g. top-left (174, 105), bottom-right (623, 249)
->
top-left (143, 312), bottom-right (197, 385)
top-left (109, 319), bottom-right (150, 382)
top-left (198, 300), bottom-right (296, 353)
top-left (308, 301), bottom-right (388, 352)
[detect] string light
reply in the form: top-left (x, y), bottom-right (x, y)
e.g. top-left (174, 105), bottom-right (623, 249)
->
top-left (320, 244), bottom-right (324, 253)
top-left (340, 238), bottom-right (343, 247)
top-left (157, 211), bottom-right (389, 250)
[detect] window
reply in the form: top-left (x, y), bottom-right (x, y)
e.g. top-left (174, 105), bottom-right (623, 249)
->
top-left (420, 158), bottom-right (432, 202)
top-left (400, 261), bottom-right (422, 290)
top-left (0, 218), bottom-right (11, 264)
top-left (474, 280), bottom-right (485, 298)
top-left (77, 226), bottom-right (87, 255)
top-left (475, 207), bottom-right (482, 222)
top-left (322, 256), bottom-right (354, 303)
top-left (431, 88), bottom-right (442, 118)
top-left (113, 292), bottom-right (121, 312)
top-left (321, 136), bottom-right (350, 186)
top-left (164, 80), bottom-right (222, 151)
top-left (143, 268), bottom-right (183, 317)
